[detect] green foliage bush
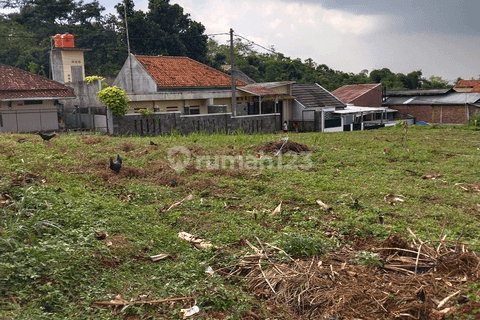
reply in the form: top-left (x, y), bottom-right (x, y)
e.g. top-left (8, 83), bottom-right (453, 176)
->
top-left (85, 75), bottom-right (105, 84)
top-left (85, 75), bottom-right (108, 89)
top-left (466, 112), bottom-right (480, 130)
top-left (96, 86), bottom-right (129, 117)
top-left (138, 109), bottom-right (152, 116)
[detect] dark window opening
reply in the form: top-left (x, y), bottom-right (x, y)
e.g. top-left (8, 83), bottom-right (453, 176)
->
top-left (190, 106), bottom-right (200, 115)
top-left (25, 100), bottom-right (43, 105)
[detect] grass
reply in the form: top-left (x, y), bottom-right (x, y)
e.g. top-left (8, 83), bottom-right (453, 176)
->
top-left (0, 125), bottom-right (479, 319)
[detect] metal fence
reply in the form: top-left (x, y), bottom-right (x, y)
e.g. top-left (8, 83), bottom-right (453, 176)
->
top-left (0, 106), bottom-right (109, 133)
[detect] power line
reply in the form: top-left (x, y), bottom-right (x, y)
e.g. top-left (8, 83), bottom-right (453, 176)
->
top-left (233, 33), bottom-right (278, 55)
top-left (0, 32), bottom-right (230, 40)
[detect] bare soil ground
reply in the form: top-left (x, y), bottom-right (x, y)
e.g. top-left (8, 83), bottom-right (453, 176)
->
top-left (255, 139), bottom-right (312, 154)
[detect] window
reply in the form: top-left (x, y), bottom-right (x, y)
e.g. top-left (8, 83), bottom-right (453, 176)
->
top-left (166, 106), bottom-right (178, 112)
top-left (24, 100), bottom-right (43, 105)
top-left (190, 106), bottom-right (200, 115)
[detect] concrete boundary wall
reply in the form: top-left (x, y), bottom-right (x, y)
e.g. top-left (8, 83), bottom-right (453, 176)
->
top-left (112, 112), bottom-right (281, 136)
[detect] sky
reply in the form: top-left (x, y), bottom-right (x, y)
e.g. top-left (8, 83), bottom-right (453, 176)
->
top-left (4, 0), bottom-right (480, 83)
top-left (140, 0), bottom-right (480, 84)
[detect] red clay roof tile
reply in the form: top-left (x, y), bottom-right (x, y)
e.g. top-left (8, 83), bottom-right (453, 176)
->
top-left (135, 55), bottom-right (247, 88)
top-left (0, 63), bottom-right (75, 100)
top-left (332, 83), bottom-right (381, 103)
top-left (455, 80), bottom-right (480, 88)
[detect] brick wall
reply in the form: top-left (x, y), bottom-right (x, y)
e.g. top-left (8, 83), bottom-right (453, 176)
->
top-left (112, 112), bottom-right (281, 136)
top-left (469, 105), bottom-right (480, 120)
top-left (434, 105), bottom-right (467, 124)
top-left (388, 104), bottom-right (468, 124)
top-left (352, 88), bottom-right (382, 108)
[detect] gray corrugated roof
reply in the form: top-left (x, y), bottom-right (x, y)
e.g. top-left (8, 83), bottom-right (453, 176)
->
top-left (386, 88), bottom-right (454, 97)
top-left (383, 92), bottom-right (480, 106)
top-left (292, 83), bottom-right (346, 109)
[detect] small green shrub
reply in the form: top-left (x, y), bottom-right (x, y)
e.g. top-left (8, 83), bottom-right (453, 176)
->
top-left (85, 75), bottom-right (105, 84)
top-left (277, 233), bottom-right (326, 257)
top-left (466, 113), bottom-right (480, 130)
top-left (350, 251), bottom-right (383, 267)
top-left (96, 86), bottom-right (129, 117)
top-left (465, 283), bottom-right (480, 303)
top-left (138, 109), bottom-right (152, 116)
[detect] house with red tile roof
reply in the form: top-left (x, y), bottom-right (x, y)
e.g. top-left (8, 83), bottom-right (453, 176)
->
top-left (0, 63), bottom-right (76, 133)
top-left (332, 83), bottom-right (383, 107)
top-left (112, 54), bottom-right (294, 120)
top-left (454, 80), bottom-right (480, 93)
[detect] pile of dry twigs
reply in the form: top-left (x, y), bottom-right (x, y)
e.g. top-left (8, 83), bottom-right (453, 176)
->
top-left (219, 231), bottom-right (480, 319)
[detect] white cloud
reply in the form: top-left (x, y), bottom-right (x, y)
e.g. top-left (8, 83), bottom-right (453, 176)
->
top-left (169, 0), bottom-right (388, 71)
top-left (155, 0), bottom-right (479, 81)
top-left (270, 18), bottom-right (282, 29)
top-left (322, 9), bottom-right (382, 35)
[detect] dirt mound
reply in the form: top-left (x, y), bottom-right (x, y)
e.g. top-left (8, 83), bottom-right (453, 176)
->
top-left (82, 136), bottom-right (104, 145)
top-left (255, 139), bottom-right (312, 154)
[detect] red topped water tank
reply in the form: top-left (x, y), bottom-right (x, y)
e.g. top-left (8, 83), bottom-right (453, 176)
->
top-left (62, 33), bottom-right (74, 48)
top-left (54, 34), bottom-right (63, 47)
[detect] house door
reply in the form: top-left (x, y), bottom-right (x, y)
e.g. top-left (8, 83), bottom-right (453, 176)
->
top-left (71, 66), bottom-right (83, 83)
top-left (248, 103), bottom-right (255, 115)
top-left (277, 100), bottom-right (283, 120)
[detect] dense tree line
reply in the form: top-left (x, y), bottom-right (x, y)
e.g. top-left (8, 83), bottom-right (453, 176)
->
top-left (208, 38), bottom-right (457, 91)
top-left (0, 0), bottom-right (459, 90)
top-left (0, 0), bottom-right (206, 75)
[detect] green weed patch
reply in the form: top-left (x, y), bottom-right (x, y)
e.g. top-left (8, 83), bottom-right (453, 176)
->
top-left (1, 127), bottom-right (479, 319)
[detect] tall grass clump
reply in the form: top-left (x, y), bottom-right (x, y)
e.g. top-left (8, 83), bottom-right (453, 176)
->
top-left (466, 113), bottom-right (480, 130)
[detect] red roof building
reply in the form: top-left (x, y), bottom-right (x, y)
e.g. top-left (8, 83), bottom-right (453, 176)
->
top-left (0, 63), bottom-right (76, 100)
top-left (332, 83), bottom-right (382, 108)
top-left (454, 80), bottom-right (480, 93)
top-left (0, 63), bottom-right (76, 133)
top-left (135, 55), bottom-right (246, 88)
top-left (113, 54), bottom-right (294, 117)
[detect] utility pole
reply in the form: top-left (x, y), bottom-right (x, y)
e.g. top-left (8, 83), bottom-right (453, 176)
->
top-left (124, 0), bottom-right (134, 93)
top-left (230, 28), bottom-right (237, 117)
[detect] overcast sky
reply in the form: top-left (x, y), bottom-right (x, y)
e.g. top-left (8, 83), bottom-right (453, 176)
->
top-left (5, 0), bottom-right (480, 83)
top-left (112, 0), bottom-right (479, 84)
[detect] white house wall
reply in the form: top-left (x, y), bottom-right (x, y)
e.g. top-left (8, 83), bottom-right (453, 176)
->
top-left (1, 108), bottom-right (58, 132)
top-left (113, 55), bottom-right (157, 94)
top-left (127, 90), bottom-right (235, 103)
top-left (324, 127), bottom-right (344, 132)
top-left (0, 100), bottom-right (59, 132)
top-left (60, 50), bottom-right (85, 83)
top-left (291, 100), bottom-right (304, 121)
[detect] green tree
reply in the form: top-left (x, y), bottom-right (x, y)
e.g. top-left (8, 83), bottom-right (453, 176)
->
top-left (115, 0), bottom-right (207, 61)
top-left (421, 75), bottom-right (452, 89)
top-left (405, 71), bottom-right (422, 89)
top-left (3, 0), bottom-right (122, 75)
top-left (0, 18), bottom-right (45, 72)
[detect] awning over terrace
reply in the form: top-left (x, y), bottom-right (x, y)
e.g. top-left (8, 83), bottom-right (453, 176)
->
top-left (333, 105), bottom-right (397, 115)
top-left (238, 85), bottom-right (295, 114)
